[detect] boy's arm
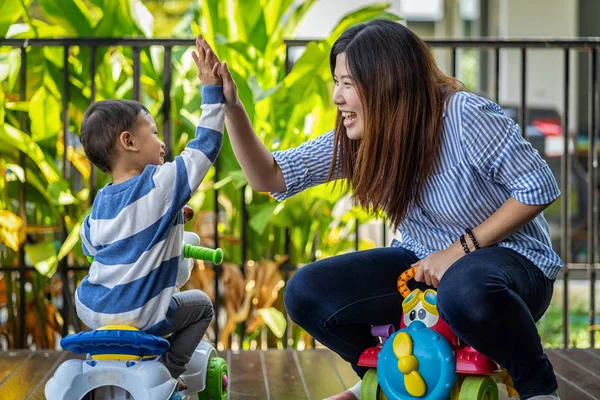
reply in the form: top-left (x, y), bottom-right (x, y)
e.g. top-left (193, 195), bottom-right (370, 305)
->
top-left (80, 214), bottom-right (97, 258)
top-left (151, 37), bottom-right (224, 212)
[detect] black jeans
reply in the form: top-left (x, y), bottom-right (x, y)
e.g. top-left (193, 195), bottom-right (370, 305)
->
top-left (283, 246), bottom-right (557, 399)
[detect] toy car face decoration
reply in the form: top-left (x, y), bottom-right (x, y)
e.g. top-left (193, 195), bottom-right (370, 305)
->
top-left (402, 289), bottom-right (439, 328)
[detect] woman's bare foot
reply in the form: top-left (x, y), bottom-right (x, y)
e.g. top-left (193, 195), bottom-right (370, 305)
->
top-left (324, 389), bottom-right (358, 400)
top-left (177, 377), bottom-right (188, 391)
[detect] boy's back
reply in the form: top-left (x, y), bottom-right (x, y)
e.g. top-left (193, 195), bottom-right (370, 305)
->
top-left (75, 85), bottom-right (225, 334)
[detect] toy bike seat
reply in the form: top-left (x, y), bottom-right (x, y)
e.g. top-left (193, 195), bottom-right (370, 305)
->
top-left (61, 325), bottom-right (170, 361)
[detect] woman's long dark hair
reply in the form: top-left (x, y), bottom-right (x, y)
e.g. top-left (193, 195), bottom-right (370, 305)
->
top-left (327, 20), bottom-right (464, 228)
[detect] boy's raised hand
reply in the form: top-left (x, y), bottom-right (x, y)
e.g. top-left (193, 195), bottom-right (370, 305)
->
top-left (192, 34), bottom-right (222, 86)
top-left (195, 34), bottom-right (239, 107)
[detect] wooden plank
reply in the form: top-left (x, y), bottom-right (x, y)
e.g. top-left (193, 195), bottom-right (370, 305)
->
top-left (228, 350), bottom-right (268, 400)
top-left (0, 351), bottom-right (62, 399)
top-left (262, 349), bottom-right (309, 399)
top-left (295, 349), bottom-right (346, 399)
top-left (0, 351), bottom-right (32, 385)
top-left (583, 348), bottom-right (600, 362)
top-left (226, 350), bottom-right (231, 400)
top-left (555, 375), bottom-right (596, 400)
top-left (27, 351), bottom-right (85, 400)
top-left (328, 351), bottom-right (360, 391)
top-left (559, 349), bottom-right (600, 378)
top-left (4, 348), bottom-right (597, 400)
top-left (546, 349), bottom-right (599, 400)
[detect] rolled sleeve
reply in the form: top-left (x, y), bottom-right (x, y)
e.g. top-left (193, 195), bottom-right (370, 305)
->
top-left (509, 164), bottom-right (561, 205)
top-left (270, 130), bottom-right (336, 201)
top-left (462, 96), bottom-right (560, 205)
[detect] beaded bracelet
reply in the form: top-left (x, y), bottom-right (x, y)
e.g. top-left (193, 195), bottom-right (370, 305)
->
top-left (459, 234), bottom-right (470, 254)
top-left (465, 228), bottom-right (480, 250)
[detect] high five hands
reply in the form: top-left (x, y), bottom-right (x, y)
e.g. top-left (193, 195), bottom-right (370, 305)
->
top-left (192, 34), bottom-right (239, 107)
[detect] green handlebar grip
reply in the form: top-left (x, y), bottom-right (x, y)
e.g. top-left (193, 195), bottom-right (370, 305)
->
top-left (184, 244), bottom-right (223, 265)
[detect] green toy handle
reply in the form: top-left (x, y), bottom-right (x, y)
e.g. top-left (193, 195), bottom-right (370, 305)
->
top-left (184, 244), bottom-right (223, 265)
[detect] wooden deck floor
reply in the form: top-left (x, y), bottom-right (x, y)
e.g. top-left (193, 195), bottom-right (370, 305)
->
top-left (0, 348), bottom-right (598, 399)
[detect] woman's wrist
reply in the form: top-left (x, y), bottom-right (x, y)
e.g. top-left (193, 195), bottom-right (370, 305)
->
top-left (448, 241), bottom-right (466, 259)
top-left (224, 98), bottom-right (242, 114)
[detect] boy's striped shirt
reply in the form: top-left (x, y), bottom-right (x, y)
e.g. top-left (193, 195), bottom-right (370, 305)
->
top-left (75, 86), bottom-right (224, 333)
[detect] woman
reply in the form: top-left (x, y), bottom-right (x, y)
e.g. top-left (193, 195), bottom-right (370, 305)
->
top-left (201, 19), bottom-right (561, 400)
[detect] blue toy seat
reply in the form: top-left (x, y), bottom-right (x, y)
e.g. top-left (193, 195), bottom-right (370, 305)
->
top-left (61, 328), bottom-right (170, 360)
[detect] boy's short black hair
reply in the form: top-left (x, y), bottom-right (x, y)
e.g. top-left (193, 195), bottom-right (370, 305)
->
top-left (80, 100), bottom-right (150, 173)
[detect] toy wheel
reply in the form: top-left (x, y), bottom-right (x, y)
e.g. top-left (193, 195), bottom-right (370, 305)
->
top-left (198, 357), bottom-right (228, 400)
top-left (360, 369), bottom-right (388, 400)
top-left (458, 376), bottom-right (498, 400)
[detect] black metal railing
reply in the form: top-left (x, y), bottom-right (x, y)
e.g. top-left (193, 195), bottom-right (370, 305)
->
top-left (0, 37), bottom-right (599, 349)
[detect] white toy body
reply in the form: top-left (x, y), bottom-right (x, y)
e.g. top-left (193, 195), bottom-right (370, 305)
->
top-left (45, 340), bottom-right (218, 400)
top-left (175, 232), bottom-right (201, 288)
top-left (45, 232), bottom-right (227, 400)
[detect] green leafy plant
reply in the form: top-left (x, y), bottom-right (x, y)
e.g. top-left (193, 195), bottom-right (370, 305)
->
top-left (0, 0), bottom-right (399, 349)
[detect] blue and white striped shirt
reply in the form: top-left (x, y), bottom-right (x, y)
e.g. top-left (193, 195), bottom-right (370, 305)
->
top-left (75, 86), bottom-right (225, 333)
top-left (271, 92), bottom-right (563, 279)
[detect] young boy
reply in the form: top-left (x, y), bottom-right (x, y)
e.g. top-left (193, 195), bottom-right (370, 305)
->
top-left (74, 36), bottom-right (224, 389)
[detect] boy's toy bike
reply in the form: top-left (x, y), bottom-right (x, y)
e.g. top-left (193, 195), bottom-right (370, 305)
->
top-left (358, 266), bottom-right (519, 400)
top-left (45, 232), bottom-right (228, 400)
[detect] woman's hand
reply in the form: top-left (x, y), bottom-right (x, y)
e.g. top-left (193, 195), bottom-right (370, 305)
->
top-left (414, 245), bottom-right (464, 288)
top-left (195, 34), bottom-right (239, 108)
top-left (218, 61), bottom-right (239, 108)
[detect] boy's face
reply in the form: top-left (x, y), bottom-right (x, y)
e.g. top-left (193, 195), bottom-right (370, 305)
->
top-left (133, 112), bottom-right (165, 167)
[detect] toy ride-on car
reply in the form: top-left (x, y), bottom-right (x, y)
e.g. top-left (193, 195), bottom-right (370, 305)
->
top-left (45, 232), bottom-right (228, 400)
top-left (358, 266), bottom-right (519, 400)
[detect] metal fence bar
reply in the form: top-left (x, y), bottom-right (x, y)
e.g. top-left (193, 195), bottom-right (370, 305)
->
top-left (355, 219), bottom-right (359, 251)
top-left (18, 46), bottom-right (27, 349)
top-left (213, 160), bottom-right (221, 342)
top-left (59, 45), bottom-right (80, 334)
top-left (283, 37), bottom-right (600, 49)
top-left (239, 185), bottom-right (249, 347)
top-left (561, 48), bottom-right (571, 348)
top-left (90, 47), bottom-right (97, 103)
top-left (2, 37), bottom-right (600, 48)
top-left (62, 46), bottom-right (70, 179)
top-left (588, 49), bottom-right (598, 347)
top-left (132, 46), bottom-right (141, 102)
top-left (0, 266), bottom-right (91, 272)
top-left (241, 186), bottom-right (248, 271)
top-left (520, 48), bottom-right (527, 136)
top-left (451, 47), bottom-right (457, 78)
top-left (494, 48), bottom-right (500, 103)
top-left (162, 46), bottom-right (173, 161)
top-left (283, 227), bottom-right (291, 348)
top-left (89, 46), bottom-right (97, 202)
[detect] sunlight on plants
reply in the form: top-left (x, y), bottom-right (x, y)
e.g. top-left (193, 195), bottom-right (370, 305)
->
top-left (0, 0), bottom-right (402, 350)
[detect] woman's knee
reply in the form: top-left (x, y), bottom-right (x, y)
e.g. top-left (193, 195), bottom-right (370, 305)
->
top-left (437, 258), bottom-right (500, 326)
top-left (283, 265), bottom-right (323, 325)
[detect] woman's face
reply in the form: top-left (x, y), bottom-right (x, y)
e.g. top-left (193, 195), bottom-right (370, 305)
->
top-left (333, 53), bottom-right (364, 140)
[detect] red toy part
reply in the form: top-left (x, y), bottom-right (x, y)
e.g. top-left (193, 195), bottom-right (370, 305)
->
top-left (400, 314), bottom-right (459, 348)
top-left (431, 319), bottom-right (460, 348)
top-left (357, 345), bottom-right (381, 368)
top-left (455, 345), bottom-right (501, 375)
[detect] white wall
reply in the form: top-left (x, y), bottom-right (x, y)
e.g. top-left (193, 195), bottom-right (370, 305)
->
top-left (294, 0), bottom-right (402, 39)
top-left (295, 0), bottom-right (579, 131)
top-left (498, 0), bottom-right (578, 131)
